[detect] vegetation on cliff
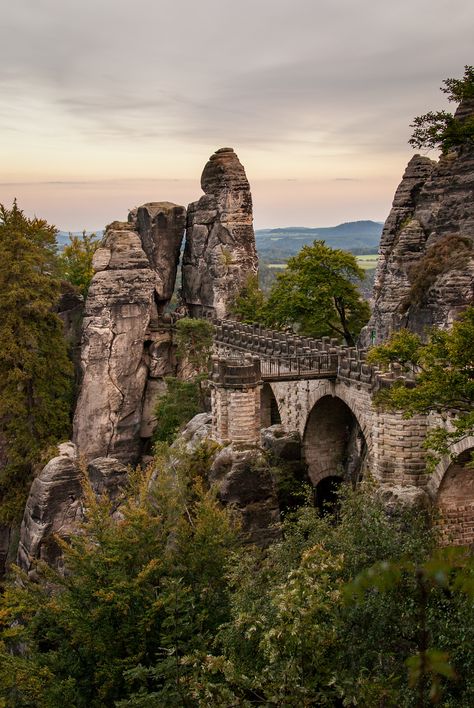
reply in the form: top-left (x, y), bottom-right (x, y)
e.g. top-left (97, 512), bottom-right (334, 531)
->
top-left (0, 202), bottom-right (73, 523)
top-left (367, 307), bottom-right (474, 465)
top-left (153, 319), bottom-right (214, 445)
top-left (409, 65), bottom-right (474, 153)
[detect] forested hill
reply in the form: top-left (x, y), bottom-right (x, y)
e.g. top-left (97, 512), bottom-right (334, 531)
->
top-left (256, 219), bottom-right (383, 257)
top-left (58, 220), bottom-right (383, 255)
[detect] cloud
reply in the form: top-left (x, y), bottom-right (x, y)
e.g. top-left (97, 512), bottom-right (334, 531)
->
top-left (2, 0), bottom-right (473, 154)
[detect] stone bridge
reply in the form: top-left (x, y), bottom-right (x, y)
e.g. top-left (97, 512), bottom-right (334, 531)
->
top-left (209, 320), bottom-right (474, 546)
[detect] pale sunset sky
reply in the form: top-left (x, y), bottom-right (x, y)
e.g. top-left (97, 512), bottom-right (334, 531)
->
top-left (1, 0), bottom-right (473, 231)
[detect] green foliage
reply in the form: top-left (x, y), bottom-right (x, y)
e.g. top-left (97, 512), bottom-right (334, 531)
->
top-left (0, 202), bottom-right (73, 523)
top-left (58, 231), bottom-right (100, 297)
top-left (409, 66), bottom-right (474, 153)
top-left (262, 240), bottom-right (370, 344)
top-left (3, 471), bottom-right (474, 706)
top-left (192, 482), bottom-right (446, 707)
top-left (0, 443), bottom-right (239, 707)
top-left (230, 274), bottom-right (267, 323)
top-left (347, 547), bottom-right (474, 705)
top-left (153, 377), bottom-right (204, 445)
top-left (367, 309), bottom-right (474, 465)
top-left (174, 318), bottom-right (214, 375)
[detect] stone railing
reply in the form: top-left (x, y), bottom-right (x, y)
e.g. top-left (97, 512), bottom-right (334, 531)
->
top-left (211, 319), bottom-right (412, 388)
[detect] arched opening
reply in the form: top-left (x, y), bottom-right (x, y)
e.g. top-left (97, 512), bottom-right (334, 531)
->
top-left (303, 395), bottom-right (367, 488)
top-left (261, 383), bottom-right (281, 428)
top-left (315, 475), bottom-right (343, 516)
top-left (437, 448), bottom-right (474, 546)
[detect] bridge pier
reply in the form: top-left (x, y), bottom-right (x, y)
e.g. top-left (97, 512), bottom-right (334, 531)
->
top-left (210, 357), bottom-right (262, 446)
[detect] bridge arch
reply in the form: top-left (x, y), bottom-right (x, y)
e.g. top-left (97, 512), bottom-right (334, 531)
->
top-left (427, 436), bottom-right (474, 546)
top-left (261, 383), bottom-right (281, 428)
top-left (302, 393), bottom-right (369, 489)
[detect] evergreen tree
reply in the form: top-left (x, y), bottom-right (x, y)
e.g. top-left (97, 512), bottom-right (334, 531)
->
top-left (0, 202), bottom-right (73, 523)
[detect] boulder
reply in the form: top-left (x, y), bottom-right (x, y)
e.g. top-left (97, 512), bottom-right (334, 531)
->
top-left (17, 442), bottom-right (83, 576)
top-left (377, 484), bottom-right (431, 515)
top-left (182, 147), bottom-right (258, 319)
top-left (17, 443), bottom-right (129, 577)
top-left (209, 444), bottom-right (281, 546)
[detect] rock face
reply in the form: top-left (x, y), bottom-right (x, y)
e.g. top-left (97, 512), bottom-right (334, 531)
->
top-left (73, 205), bottom-right (185, 462)
top-left (73, 228), bottom-right (160, 461)
top-left (17, 443), bottom-right (82, 575)
top-left (133, 202), bottom-right (186, 310)
top-left (17, 442), bottom-right (128, 577)
top-left (377, 484), bottom-right (431, 516)
top-left (182, 147), bottom-right (258, 319)
top-left (363, 99), bottom-right (474, 344)
top-left (209, 444), bottom-right (281, 546)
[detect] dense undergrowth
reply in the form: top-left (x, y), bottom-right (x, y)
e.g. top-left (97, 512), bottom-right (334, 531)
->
top-left (1, 441), bottom-right (474, 707)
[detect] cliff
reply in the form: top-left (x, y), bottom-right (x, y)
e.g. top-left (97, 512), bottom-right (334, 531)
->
top-left (363, 99), bottom-right (474, 344)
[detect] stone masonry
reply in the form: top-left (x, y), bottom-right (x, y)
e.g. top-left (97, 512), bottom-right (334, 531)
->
top-left (211, 319), bottom-right (472, 545)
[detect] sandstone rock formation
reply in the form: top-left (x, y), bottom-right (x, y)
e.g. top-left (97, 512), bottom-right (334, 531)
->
top-left (17, 442), bottom-right (128, 577)
top-left (73, 228), bottom-right (160, 461)
top-left (377, 484), bottom-right (431, 516)
top-left (363, 99), bottom-right (474, 344)
top-left (209, 444), bottom-right (281, 546)
top-left (132, 202), bottom-right (186, 310)
top-left (182, 147), bottom-right (258, 319)
top-left (73, 204), bottom-right (185, 463)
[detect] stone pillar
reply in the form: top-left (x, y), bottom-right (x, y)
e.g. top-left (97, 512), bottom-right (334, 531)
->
top-left (210, 357), bottom-right (262, 446)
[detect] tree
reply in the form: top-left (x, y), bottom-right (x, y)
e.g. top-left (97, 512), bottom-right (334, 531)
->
top-left (262, 241), bottom-right (370, 345)
top-left (58, 231), bottom-right (100, 297)
top-left (0, 202), bottom-right (73, 523)
top-left (0, 443), bottom-right (238, 707)
top-left (409, 65), bottom-right (474, 153)
top-left (174, 317), bottom-right (214, 376)
top-left (230, 274), bottom-right (267, 324)
top-left (367, 308), bottom-right (474, 465)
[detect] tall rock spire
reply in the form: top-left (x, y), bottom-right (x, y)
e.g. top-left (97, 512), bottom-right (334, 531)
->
top-left (182, 147), bottom-right (258, 319)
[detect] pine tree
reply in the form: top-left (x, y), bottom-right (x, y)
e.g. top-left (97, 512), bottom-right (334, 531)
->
top-left (0, 202), bottom-right (73, 523)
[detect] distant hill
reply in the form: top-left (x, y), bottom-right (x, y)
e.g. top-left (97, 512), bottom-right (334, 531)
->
top-left (56, 220), bottom-right (383, 258)
top-left (255, 220), bottom-right (383, 259)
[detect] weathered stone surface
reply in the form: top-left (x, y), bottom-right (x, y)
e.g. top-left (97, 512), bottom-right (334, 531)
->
top-left (183, 148), bottom-right (258, 318)
top-left (177, 412), bottom-right (213, 452)
top-left (377, 484), bottom-right (431, 515)
top-left (73, 201), bottom-right (186, 464)
top-left (73, 229), bottom-right (158, 462)
top-left (136, 202), bottom-right (186, 308)
top-left (363, 99), bottom-right (474, 343)
top-left (209, 445), bottom-right (281, 546)
top-left (18, 443), bottom-right (128, 577)
top-left (56, 282), bottom-right (85, 384)
top-left (261, 425), bottom-right (303, 461)
top-left (17, 442), bottom-right (83, 576)
top-left (87, 457), bottom-right (128, 506)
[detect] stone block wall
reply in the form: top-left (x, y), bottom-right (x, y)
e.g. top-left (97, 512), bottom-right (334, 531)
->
top-left (210, 358), bottom-right (262, 446)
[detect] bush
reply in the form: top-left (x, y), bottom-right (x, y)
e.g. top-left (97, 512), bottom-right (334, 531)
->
top-left (153, 377), bottom-right (204, 445)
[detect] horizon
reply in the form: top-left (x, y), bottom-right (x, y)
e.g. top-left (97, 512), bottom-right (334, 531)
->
top-left (1, 1), bottom-right (473, 230)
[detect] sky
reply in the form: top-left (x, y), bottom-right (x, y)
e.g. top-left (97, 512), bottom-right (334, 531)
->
top-left (1, 0), bottom-right (473, 231)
